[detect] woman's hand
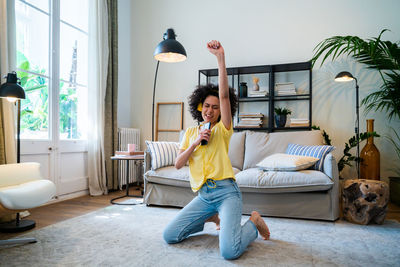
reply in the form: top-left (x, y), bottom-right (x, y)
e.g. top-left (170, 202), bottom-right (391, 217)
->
top-left (175, 128), bottom-right (211, 169)
top-left (207, 40), bottom-right (224, 58)
top-left (193, 128), bottom-right (211, 146)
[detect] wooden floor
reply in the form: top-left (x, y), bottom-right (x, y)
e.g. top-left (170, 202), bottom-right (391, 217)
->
top-left (1, 186), bottom-right (400, 240)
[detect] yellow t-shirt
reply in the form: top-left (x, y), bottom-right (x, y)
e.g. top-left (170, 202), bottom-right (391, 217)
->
top-left (180, 120), bottom-right (235, 192)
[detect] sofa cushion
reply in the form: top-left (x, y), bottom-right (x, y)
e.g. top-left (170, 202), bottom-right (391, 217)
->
top-left (145, 141), bottom-right (180, 170)
top-left (145, 166), bottom-right (332, 193)
top-left (243, 130), bottom-right (323, 170)
top-left (228, 131), bottom-right (246, 170)
top-left (235, 168), bottom-right (333, 193)
top-left (144, 167), bottom-right (241, 188)
top-left (286, 143), bottom-right (335, 171)
top-left (145, 166), bottom-right (190, 187)
top-left (256, 153), bottom-right (319, 171)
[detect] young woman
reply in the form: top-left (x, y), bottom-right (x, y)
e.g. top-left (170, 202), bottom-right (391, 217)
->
top-left (163, 40), bottom-right (270, 260)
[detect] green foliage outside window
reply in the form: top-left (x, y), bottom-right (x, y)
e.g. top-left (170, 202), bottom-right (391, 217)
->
top-left (17, 52), bottom-right (49, 135)
top-left (17, 51), bottom-right (80, 139)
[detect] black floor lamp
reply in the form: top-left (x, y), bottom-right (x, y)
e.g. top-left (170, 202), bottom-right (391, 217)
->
top-left (152, 28), bottom-right (187, 141)
top-left (334, 71), bottom-right (360, 179)
top-left (0, 72), bottom-right (26, 163)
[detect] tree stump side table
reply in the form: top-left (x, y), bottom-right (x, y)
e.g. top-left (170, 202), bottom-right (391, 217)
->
top-left (342, 179), bottom-right (389, 225)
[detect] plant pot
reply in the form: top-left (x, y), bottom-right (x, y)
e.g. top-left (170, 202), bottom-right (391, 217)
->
top-left (389, 176), bottom-right (400, 206)
top-left (275, 114), bottom-right (287, 128)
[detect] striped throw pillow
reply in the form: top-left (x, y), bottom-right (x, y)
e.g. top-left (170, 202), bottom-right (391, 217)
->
top-left (286, 143), bottom-right (335, 171)
top-left (145, 141), bottom-right (180, 170)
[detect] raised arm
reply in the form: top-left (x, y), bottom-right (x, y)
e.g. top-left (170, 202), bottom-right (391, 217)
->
top-left (207, 40), bottom-right (231, 130)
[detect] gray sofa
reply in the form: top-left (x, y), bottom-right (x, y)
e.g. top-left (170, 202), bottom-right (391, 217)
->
top-left (143, 130), bottom-right (340, 221)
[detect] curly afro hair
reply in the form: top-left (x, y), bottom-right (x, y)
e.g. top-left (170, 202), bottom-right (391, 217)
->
top-left (188, 84), bottom-right (238, 123)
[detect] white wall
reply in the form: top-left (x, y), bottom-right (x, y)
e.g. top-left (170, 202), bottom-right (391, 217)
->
top-left (117, 0), bottom-right (132, 128)
top-left (118, 0), bottom-right (400, 181)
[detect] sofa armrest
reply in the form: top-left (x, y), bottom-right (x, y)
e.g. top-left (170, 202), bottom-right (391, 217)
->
top-left (144, 149), bottom-right (151, 173)
top-left (323, 153), bottom-right (339, 181)
top-left (323, 152), bottom-right (340, 220)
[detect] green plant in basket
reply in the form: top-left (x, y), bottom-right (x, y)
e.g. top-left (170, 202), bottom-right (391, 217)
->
top-left (274, 107), bottom-right (292, 116)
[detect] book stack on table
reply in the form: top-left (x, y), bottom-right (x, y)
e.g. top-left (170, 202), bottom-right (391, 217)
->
top-left (236, 113), bottom-right (264, 128)
top-left (115, 151), bottom-right (144, 156)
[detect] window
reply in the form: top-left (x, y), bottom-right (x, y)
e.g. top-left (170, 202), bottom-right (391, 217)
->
top-left (16, 0), bottom-right (88, 140)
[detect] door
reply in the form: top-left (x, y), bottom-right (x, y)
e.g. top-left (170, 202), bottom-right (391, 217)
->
top-left (16, 0), bottom-right (89, 199)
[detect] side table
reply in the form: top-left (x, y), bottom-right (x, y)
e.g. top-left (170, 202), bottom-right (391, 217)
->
top-left (110, 154), bottom-right (144, 205)
top-left (342, 179), bottom-right (389, 224)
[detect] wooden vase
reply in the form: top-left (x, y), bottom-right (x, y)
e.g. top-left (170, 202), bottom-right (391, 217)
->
top-left (360, 119), bottom-right (380, 180)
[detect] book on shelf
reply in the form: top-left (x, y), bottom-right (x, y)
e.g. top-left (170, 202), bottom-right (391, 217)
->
top-left (240, 118), bottom-right (262, 121)
top-left (235, 124), bottom-right (263, 128)
top-left (239, 117), bottom-right (263, 125)
top-left (275, 82), bottom-right (295, 91)
top-left (238, 113), bottom-right (264, 118)
top-left (289, 118), bottom-right (309, 127)
top-left (290, 124), bottom-right (309, 127)
top-left (290, 118), bottom-right (309, 122)
top-left (276, 90), bottom-right (297, 95)
top-left (238, 121), bottom-right (262, 126)
top-left (237, 112), bottom-right (264, 128)
top-left (289, 123), bottom-right (310, 127)
top-left (248, 90), bottom-right (268, 97)
top-left (275, 82), bottom-right (296, 96)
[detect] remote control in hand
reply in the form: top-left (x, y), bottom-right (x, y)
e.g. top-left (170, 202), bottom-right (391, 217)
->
top-left (201, 122), bottom-right (211, 145)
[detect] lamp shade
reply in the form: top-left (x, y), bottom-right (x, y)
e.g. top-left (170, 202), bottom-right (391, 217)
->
top-left (154, 28), bottom-right (187, 63)
top-left (334, 71), bottom-right (355, 82)
top-left (0, 72), bottom-right (25, 99)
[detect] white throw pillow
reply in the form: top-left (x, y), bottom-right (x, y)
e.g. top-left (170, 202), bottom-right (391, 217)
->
top-left (145, 141), bottom-right (180, 170)
top-left (256, 153), bottom-right (319, 171)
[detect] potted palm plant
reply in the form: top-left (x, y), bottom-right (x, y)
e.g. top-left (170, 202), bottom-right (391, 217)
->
top-left (311, 29), bottom-right (400, 121)
top-left (274, 107), bottom-right (291, 128)
top-left (311, 29), bottom-right (400, 200)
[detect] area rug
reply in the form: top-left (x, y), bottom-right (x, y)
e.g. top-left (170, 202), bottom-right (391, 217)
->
top-left (1, 203), bottom-right (399, 267)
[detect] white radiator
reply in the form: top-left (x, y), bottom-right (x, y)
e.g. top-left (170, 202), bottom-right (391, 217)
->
top-left (117, 128), bottom-right (141, 189)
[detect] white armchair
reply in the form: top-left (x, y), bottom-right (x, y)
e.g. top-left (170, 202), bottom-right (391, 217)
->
top-left (0, 162), bottom-right (56, 246)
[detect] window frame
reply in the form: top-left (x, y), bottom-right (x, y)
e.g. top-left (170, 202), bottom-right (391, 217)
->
top-left (15, 0), bottom-right (88, 141)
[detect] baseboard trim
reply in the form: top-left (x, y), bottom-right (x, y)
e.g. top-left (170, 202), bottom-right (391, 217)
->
top-left (47, 190), bottom-right (89, 204)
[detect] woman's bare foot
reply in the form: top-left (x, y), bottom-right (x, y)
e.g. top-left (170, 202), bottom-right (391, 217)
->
top-left (205, 213), bottom-right (220, 230)
top-left (249, 211), bottom-right (270, 240)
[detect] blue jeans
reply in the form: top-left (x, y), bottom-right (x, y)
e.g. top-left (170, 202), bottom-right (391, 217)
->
top-left (163, 178), bottom-right (258, 260)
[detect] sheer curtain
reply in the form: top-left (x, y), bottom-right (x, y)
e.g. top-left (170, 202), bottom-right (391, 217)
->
top-left (87, 0), bottom-right (109, 195)
top-left (0, 0), bottom-right (17, 164)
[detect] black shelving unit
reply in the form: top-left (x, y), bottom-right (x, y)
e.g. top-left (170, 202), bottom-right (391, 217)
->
top-left (198, 61), bottom-right (312, 132)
